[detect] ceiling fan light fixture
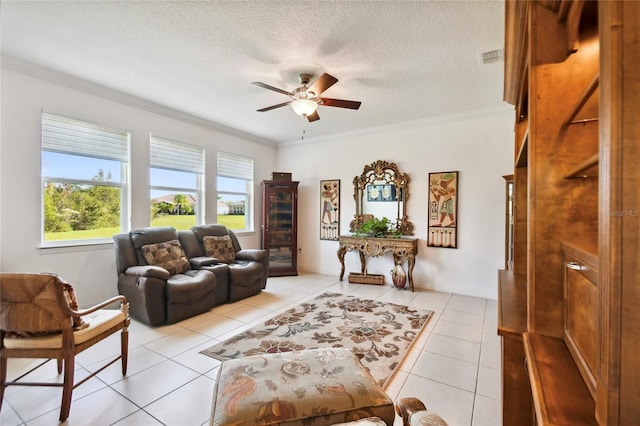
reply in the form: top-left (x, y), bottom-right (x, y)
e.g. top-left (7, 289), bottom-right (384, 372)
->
top-left (253, 73), bottom-right (360, 122)
top-left (291, 99), bottom-right (318, 117)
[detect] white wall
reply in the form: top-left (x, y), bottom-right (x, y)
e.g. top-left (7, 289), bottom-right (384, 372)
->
top-left (278, 109), bottom-right (514, 299)
top-left (0, 69), bottom-right (277, 306)
top-left (1, 66), bottom-right (514, 306)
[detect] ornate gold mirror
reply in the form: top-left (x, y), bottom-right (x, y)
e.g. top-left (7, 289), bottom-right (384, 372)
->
top-left (350, 160), bottom-right (414, 235)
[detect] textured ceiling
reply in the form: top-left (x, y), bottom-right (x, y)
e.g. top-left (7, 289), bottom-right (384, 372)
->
top-left (1, 1), bottom-right (507, 144)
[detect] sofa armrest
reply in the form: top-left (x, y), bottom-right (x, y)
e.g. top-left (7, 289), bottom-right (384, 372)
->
top-left (125, 265), bottom-right (170, 280)
top-left (117, 274), bottom-right (167, 326)
top-left (190, 256), bottom-right (220, 267)
top-left (236, 249), bottom-right (267, 262)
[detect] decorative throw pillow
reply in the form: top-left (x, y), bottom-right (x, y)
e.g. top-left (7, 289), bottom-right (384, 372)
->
top-left (62, 280), bottom-right (89, 331)
top-left (203, 235), bottom-right (236, 263)
top-left (141, 239), bottom-right (190, 275)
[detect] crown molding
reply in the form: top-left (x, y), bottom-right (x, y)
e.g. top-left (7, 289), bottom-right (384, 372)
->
top-left (279, 104), bottom-right (514, 147)
top-left (1, 55), bottom-right (276, 148)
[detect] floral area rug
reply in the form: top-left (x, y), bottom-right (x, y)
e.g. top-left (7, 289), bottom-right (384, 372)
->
top-left (200, 291), bottom-right (433, 388)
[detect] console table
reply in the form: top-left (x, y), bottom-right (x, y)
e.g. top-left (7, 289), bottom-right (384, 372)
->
top-left (337, 235), bottom-right (419, 291)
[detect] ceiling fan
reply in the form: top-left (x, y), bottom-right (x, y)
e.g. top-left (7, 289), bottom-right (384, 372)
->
top-left (252, 73), bottom-right (361, 122)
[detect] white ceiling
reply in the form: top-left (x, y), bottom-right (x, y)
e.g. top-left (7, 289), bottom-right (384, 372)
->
top-left (1, 1), bottom-right (507, 144)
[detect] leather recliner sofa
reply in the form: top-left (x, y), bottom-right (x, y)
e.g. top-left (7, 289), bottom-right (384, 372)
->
top-left (113, 225), bottom-right (268, 326)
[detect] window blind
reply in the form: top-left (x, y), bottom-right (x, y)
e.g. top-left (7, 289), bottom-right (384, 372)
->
top-left (150, 136), bottom-right (204, 175)
top-left (217, 152), bottom-right (253, 181)
top-left (42, 113), bottom-right (129, 162)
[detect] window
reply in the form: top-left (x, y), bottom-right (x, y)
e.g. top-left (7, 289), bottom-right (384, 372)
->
top-left (41, 113), bottom-right (130, 245)
top-left (217, 152), bottom-right (254, 231)
top-left (150, 136), bottom-right (204, 230)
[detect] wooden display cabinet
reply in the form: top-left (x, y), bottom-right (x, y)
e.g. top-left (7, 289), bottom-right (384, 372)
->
top-left (261, 180), bottom-right (298, 277)
top-left (502, 175), bottom-right (515, 271)
top-left (500, 1), bottom-right (640, 424)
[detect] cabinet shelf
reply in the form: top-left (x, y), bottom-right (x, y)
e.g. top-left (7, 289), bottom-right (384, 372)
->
top-left (561, 241), bottom-right (598, 266)
top-left (564, 154), bottom-right (599, 179)
top-left (524, 333), bottom-right (597, 425)
top-left (565, 73), bottom-right (599, 126)
top-left (498, 268), bottom-right (533, 425)
top-left (515, 128), bottom-right (528, 167)
top-left (498, 270), bottom-right (528, 339)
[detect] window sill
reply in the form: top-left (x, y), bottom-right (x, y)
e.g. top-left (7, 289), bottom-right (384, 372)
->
top-left (39, 239), bottom-right (113, 253)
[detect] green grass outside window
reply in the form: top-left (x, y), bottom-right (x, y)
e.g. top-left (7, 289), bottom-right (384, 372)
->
top-left (44, 215), bottom-right (246, 241)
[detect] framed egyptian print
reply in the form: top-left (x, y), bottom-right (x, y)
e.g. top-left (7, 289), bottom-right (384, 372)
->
top-left (427, 171), bottom-right (458, 248)
top-left (320, 179), bottom-right (340, 240)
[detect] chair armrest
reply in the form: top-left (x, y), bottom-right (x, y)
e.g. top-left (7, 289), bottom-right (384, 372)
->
top-left (236, 249), bottom-right (267, 262)
top-left (64, 295), bottom-right (129, 317)
top-left (395, 397), bottom-right (447, 426)
top-left (190, 256), bottom-right (220, 267)
top-left (124, 265), bottom-right (170, 280)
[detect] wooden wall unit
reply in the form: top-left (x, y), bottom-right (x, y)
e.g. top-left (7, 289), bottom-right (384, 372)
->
top-left (500, 1), bottom-right (640, 424)
top-left (599, 2), bottom-right (640, 423)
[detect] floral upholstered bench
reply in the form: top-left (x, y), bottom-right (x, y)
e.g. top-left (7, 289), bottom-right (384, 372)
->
top-left (210, 348), bottom-right (396, 425)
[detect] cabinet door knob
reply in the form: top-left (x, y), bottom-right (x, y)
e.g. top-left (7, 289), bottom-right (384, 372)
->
top-left (566, 261), bottom-right (586, 271)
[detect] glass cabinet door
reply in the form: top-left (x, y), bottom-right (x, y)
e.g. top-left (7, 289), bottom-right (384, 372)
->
top-left (262, 181), bottom-right (298, 276)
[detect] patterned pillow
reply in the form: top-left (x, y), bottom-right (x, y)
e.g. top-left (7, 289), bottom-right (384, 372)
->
top-left (203, 235), bottom-right (236, 263)
top-left (141, 239), bottom-right (190, 275)
top-left (62, 280), bottom-right (89, 330)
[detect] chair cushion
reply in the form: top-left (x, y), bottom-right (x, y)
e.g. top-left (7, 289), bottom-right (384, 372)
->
top-left (409, 411), bottom-right (448, 426)
top-left (4, 309), bottom-right (126, 349)
top-left (211, 348), bottom-right (395, 426)
top-left (141, 239), bottom-right (190, 275)
top-left (333, 417), bottom-right (388, 425)
top-left (203, 235), bottom-right (236, 263)
top-left (166, 270), bottom-right (216, 304)
top-left (228, 260), bottom-right (262, 288)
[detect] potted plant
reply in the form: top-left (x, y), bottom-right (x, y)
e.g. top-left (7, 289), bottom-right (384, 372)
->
top-left (359, 216), bottom-right (393, 237)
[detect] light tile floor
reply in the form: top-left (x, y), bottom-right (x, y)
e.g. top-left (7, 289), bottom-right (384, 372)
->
top-left (1, 272), bottom-right (502, 426)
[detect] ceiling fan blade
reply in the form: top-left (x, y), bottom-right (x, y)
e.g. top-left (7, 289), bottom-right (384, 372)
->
top-left (308, 73), bottom-right (338, 96)
top-left (306, 111), bottom-right (320, 122)
top-left (257, 101), bottom-right (291, 112)
top-left (252, 81), bottom-right (292, 96)
top-left (319, 98), bottom-right (362, 110)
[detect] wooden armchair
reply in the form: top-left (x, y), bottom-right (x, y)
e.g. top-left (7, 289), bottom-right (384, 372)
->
top-left (395, 397), bottom-right (448, 426)
top-left (0, 273), bottom-right (129, 422)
